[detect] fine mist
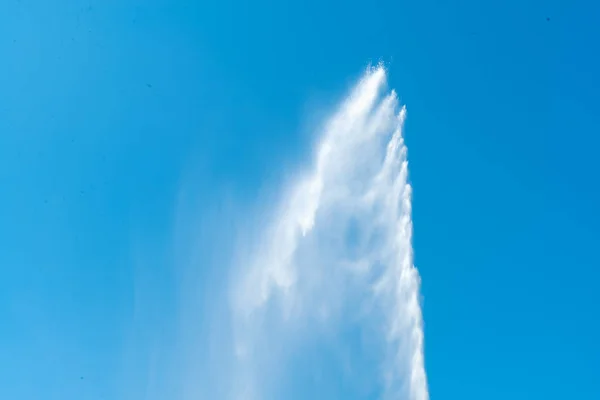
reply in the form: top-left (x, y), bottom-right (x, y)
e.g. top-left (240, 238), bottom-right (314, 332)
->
top-left (229, 65), bottom-right (428, 400)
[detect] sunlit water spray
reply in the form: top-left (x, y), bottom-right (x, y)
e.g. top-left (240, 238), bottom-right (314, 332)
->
top-left (230, 66), bottom-right (428, 400)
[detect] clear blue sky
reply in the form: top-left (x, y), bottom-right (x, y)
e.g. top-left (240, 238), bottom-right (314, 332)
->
top-left (1, 0), bottom-right (599, 399)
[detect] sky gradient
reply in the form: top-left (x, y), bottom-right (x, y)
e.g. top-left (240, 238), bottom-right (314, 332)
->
top-left (1, 0), bottom-right (599, 399)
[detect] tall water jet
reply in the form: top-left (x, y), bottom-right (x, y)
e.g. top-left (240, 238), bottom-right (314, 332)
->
top-left (230, 65), bottom-right (428, 400)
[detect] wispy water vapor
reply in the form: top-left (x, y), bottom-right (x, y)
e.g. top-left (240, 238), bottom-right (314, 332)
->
top-left (231, 66), bottom-right (428, 400)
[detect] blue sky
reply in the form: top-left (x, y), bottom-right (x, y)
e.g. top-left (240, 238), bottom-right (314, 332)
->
top-left (1, 0), bottom-right (599, 399)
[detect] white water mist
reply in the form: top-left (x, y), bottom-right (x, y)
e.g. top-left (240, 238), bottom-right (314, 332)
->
top-left (230, 65), bottom-right (428, 400)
